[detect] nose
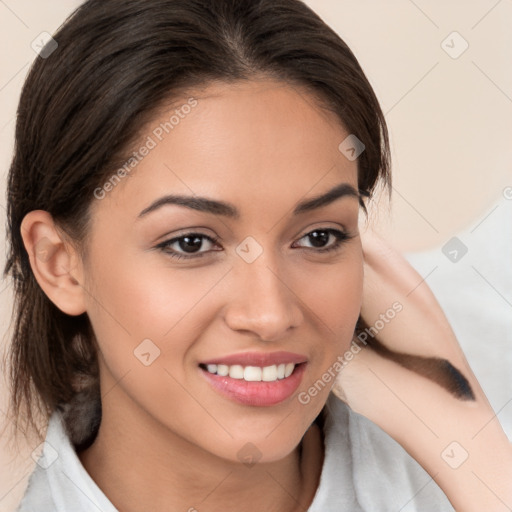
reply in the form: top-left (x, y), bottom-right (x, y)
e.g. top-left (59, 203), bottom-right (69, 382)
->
top-left (223, 257), bottom-right (304, 342)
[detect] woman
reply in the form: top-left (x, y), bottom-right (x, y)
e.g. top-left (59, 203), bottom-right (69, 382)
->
top-left (3, 0), bottom-right (511, 510)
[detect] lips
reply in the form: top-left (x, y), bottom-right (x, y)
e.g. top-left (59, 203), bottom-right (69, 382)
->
top-left (199, 351), bottom-right (307, 407)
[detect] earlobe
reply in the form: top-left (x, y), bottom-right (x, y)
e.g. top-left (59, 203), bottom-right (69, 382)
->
top-left (20, 210), bottom-right (87, 316)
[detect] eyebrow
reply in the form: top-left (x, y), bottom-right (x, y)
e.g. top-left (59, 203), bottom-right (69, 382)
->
top-left (137, 182), bottom-right (361, 220)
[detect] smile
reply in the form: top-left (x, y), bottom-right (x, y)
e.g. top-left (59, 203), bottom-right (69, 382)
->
top-left (199, 352), bottom-right (308, 406)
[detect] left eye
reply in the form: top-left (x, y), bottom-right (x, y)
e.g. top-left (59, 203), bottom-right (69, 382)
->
top-left (292, 228), bottom-right (350, 252)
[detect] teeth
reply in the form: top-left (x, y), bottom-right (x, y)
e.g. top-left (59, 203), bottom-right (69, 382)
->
top-left (217, 364), bottom-right (229, 376)
top-left (262, 365), bottom-right (277, 381)
top-left (244, 366), bottom-right (262, 382)
top-left (204, 363), bottom-right (297, 382)
top-left (229, 365), bottom-right (244, 379)
top-left (284, 363), bottom-right (294, 378)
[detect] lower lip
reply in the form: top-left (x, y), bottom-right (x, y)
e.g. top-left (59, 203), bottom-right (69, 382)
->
top-left (200, 364), bottom-right (306, 407)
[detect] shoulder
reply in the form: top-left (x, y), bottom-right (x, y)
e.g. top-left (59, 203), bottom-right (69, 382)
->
top-left (16, 469), bottom-right (56, 512)
top-left (15, 413), bottom-right (62, 512)
top-left (16, 409), bottom-right (117, 512)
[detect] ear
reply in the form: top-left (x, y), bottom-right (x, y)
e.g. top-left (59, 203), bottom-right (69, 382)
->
top-left (20, 210), bottom-right (87, 316)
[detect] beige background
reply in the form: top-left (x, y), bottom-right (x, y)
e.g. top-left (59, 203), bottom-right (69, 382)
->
top-left (1, 1), bottom-right (511, 510)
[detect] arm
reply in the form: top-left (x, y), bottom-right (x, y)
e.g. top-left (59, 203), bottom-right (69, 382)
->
top-left (336, 231), bottom-right (512, 511)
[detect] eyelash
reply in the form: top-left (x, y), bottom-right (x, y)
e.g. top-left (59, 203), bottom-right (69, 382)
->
top-left (155, 228), bottom-right (352, 261)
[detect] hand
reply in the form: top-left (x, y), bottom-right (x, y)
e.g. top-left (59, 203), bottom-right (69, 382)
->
top-left (335, 230), bottom-right (512, 511)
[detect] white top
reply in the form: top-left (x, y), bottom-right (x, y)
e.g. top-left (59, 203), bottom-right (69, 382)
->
top-left (16, 394), bottom-right (454, 511)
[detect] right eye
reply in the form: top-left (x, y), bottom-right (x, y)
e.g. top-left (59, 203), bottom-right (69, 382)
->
top-left (156, 232), bottom-right (221, 260)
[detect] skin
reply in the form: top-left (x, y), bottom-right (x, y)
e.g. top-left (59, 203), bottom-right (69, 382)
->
top-left (22, 79), bottom-right (364, 512)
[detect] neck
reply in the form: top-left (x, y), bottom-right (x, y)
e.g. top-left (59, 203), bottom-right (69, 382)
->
top-left (77, 394), bottom-right (324, 512)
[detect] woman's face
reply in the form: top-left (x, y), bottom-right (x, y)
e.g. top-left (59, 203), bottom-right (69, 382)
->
top-left (81, 79), bottom-right (363, 463)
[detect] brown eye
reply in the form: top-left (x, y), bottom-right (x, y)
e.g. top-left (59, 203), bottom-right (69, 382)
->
top-left (293, 228), bottom-right (351, 253)
top-left (156, 233), bottom-right (221, 260)
top-left (176, 235), bottom-right (206, 253)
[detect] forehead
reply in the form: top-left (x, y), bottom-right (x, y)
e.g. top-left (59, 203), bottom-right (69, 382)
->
top-left (92, 79), bottom-right (358, 220)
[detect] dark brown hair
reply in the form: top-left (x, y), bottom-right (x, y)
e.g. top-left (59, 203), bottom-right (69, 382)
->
top-left (3, 0), bottom-right (391, 444)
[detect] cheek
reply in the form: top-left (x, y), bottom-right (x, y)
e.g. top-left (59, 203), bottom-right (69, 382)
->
top-left (82, 253), bottom-right (224, 427)
top-left (289, 250), bottom-right (363, 432)
top-left (84, 250), bottom-right (227, 344)
top-left (82, 250), bottom-right (235, 412)
top-left (297, 249), bottom-right (363, 340)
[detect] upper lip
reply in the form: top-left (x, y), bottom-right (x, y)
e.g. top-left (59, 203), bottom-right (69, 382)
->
top-left (201, 351), bottom-right (308, 367)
